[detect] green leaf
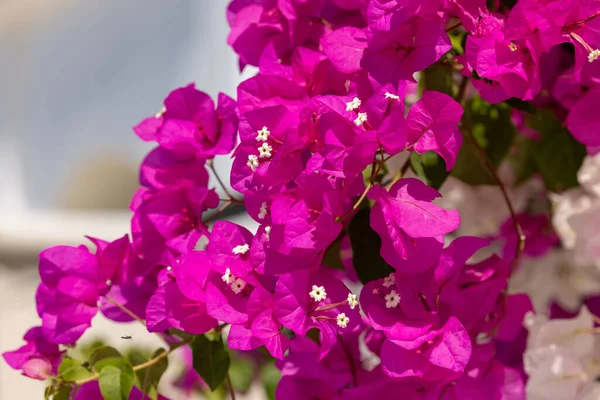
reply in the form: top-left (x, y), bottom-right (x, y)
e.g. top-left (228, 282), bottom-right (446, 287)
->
top-left (410, 151), bottom-right (449, 190)
top-left (44, 385), bottom-right (54, 400)
top-left (347, 208), bottom-right (394, 284)
top-left (88, 346), bottom-right (126, 372)
top-left (120, 365), bottom-right (134, 400)
top-left (99, 365), bottom-right (123, 400)
top-left (527, 110), bottom-right (586, 192)
top-left (57, 358), bottom-right (93, 382)
top-left (128, 349), bottom-right (168, 395)
top-left (191, 334), bottom-right (231, 391)
top-left (89, 346), bottom-right (122, 366)
top-left (452, 98), bottom-right (516, 185)
top-left (505, 98), bottom-right (536, 114)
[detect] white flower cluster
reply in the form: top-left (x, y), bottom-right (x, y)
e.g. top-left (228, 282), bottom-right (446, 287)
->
top-left (524, 307), bottom-right (600, 400)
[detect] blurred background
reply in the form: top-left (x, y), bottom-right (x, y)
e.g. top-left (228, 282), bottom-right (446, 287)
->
top-left (0, 1), bottom-right (257, 398)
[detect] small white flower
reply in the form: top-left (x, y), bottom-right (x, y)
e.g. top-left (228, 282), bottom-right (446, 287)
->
top-left (258, 202), bottom-right (268, 220)
top-left (385, 290), bottom-right (401, 308)
top-left (258, 142), bottom-right (273, 158)
top-left (353, 112), bottom-right (368, 126)
top-left (105, 279), bottom-right (112, 286)
top-left (155, 106), bottom-right (166, 119)
top-left (309, 285), bottom-right (327, 302)
top-left (264, 226), bottom-right (271, 241)
top-left (589, 49), bottom-right (600, 63)
top-left (166, 266), bottom-right (173, 272)
top-left (345, 97), bottom-right (361, 111)
top-left (384, 92), bottom-right (400, 101)
top-left (231, 278), bottom-right (246, 294)
top-left (336, 313), bottom-right (350, 328)
top-left (247, 154), bottom-right (259, 171)
top-left (232, 244), bottom-right (250, 255)
top-left (383, 272), bottom-right (395, 288)
top-left (256, 126), bottom-right (270, 141)
top-left (222, 268), bottom-right (234, 284)
top-left (347, 293), bottom-right (358, 309)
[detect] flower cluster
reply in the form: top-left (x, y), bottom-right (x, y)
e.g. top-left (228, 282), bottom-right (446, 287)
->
top-left (5, 0), bottom-right (600, 399)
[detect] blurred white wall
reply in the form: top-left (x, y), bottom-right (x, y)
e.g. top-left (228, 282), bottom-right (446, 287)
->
top-left (0, 1), bottom-right (256, 398)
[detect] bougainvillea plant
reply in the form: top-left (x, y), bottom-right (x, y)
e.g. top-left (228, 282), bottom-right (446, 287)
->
top-left (6, 0), bottom-right (600, 399)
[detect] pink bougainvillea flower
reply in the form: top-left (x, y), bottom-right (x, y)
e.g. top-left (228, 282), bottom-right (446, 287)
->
top-left (405, 90), bottom-right (463, 169)
top-left (368, 178), bottom-right (460, 268)
top-left (139, 146), bottom-right (209, 191)
top-left (274, 269), bottom-right (360, 358)
top-left (131, 186), bottom-right (219, 263)
top-left (380, 316), bottom-right (472, 383)
top-left (35, 242), bottom-right (113, 344)
top-left (133, 84), bottom-right (238, 158)
top-left (2, 327), bottom-right (64, 380)
top-left (362, 16), bottom-right (451, 85)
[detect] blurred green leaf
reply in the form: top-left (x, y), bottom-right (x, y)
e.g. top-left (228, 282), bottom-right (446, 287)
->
top-left (120, 365), bottom-right (134, 399)
top-left (527, 110), bottom-right (586, 192)
top-left (58, 358), bottom-right (93, 382)
top-left (452, 98), bottom-right (516, 185)
top-left (261, 362), bottom-right (281, 400)
top-left (191, 334), bottom-right (231, 391)
top-left (89, 346), bottom-right (126, 372)
top-left (421, 64), bottom-right (455, 96)
top-left (348, 208), bottom-right (394, 284)
top-left (410, 151), bottom-right (449, 189)
top-left (228, 357), bottom-right (254, 393)
top-left (99, 366), bottom-right (122, 400)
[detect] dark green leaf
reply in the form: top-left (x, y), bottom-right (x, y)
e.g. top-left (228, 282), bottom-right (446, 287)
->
top-left (191, 334), bottom-right (231, 391)
top-left (57, 358), bottom-right (93, 382)
top-left (421, 64), bottom-right (455, 96)
top-left (120, 365), bottom-right (134, 400)
top-left (347, 208), bottom-right (394, 284)
top-left (410, 152), bottom-right (450, 190)
top-left (44, 385), bottom-right (55, 400)
top-left (99, 365), bottom-right (122, 400)
top-left (452, 98), bottom-right (516, 185)
top-left (52, 386), bottom-right (72, 400)
top-left (505, 98), bottom-right (536, 114)
top-left (527, 110), bottom-right (586, 192)
top-left (322, 234), bottom-right (344, 271)
top-left (507, 135), bottom-right (537, 184)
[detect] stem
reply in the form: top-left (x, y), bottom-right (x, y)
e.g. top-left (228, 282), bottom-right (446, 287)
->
top-left (337, 182), bottom-right (373, 222)
top-left (462, 128), bottom-right (525, 270)
top-left (400, 155), bottom-right (412, 177)
top-left (203, 201), bottom-right (233, 224)
top-left (337, 333), bottom-right (357, 387)
top-left (74, 339), bottom-right (192, 386)
top-left (208, 159), bottom-right (238, 201)
top-left (226, 373), bottom-right (236, 400)
top-left (445, 21), bottom-right (462, 32)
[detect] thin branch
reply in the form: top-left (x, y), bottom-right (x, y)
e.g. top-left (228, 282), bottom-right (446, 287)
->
top-left (226, 373), bottom-right (237, 400)
top-left (208, 159), bottom-right (238, 201)
top-left (73, 338), bottom-right (193, 386)
top-left (445, 21), bottom-right (462, 32)
top-left (338, 182), bottom-right (373, 222)
top-left (461, 129), bottom-right (525, 271)
top-left (104, 297), bottom-right (171, 345)
top-left (203, 201), bottom-right (233, 224)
